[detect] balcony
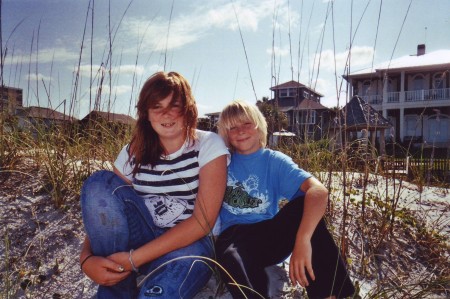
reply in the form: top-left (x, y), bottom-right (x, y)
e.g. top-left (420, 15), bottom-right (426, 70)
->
top-left (387, 91), bottom-right (400, 103)
top-left (405, 88), bottom-right (450, 102)
top-left (361, 88), bottom-right (450, 105)
top-left (361, 94), bottom-right (382, 104)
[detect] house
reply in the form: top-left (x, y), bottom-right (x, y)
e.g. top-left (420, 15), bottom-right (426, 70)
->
top-left (0, 86), bottom-right (23, 115)
top-left (80, 110), bottom-right (136, 127)
top-left (79, 110), bottom-right (136, 139)
top-left (15, 106), bottom-right (76, 135)
top-left (203, 112), bottom-right (220, 132)
top-left (344, 44), bottom-right (450, 150)
top-left (269, 80), bottom-right (331, 141)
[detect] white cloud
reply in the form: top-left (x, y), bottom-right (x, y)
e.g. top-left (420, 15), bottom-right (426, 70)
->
top-left (267, 46), bottom-right (290, 57)
top-left (271, 2), bottom-right (300, 32)
top-left (5, 47), bottom-right (79, 65)
top-left (120, 0), bottom-right (279, 52)
top-left (114, 65), bottom-right (145, 76)
top-left (311, 46), bottom-right (374, 73)
top-left (26, 73), bottom-right (53, 82)
top-left (75, 64), bottom-right (145, 78)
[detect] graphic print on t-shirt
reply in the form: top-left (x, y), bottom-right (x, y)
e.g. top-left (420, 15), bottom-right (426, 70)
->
top-left (223, 173), bottom-right (270, 215)
top-left (144, 196), bottom-right (194, 227)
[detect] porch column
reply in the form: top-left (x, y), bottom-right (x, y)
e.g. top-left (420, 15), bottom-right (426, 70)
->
top-left (379, 129), bottom-right (386, 155)
top-left (382, 74), bottom-right (388, 131)
top-left (399, 107), bottom-right (405, 141)
top-left (348, 78), bottom-right (353, 97)
top-left (383, 72), bottom-right (388, 104)
top-left (371, 130), bottom-right (377, 157)
top-left (400, 71), bottom-right (405, 103)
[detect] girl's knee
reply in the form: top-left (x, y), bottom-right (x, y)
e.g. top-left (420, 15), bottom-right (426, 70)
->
top-left (83, 170), bottom-right (115, 187)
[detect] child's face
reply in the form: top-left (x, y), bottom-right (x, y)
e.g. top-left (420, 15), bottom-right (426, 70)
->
top-left (148, 93), bottom-right (185, 144)
top-left (227, 120), bottom-right (260, 155)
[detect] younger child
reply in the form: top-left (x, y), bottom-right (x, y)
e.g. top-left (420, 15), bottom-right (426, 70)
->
top-left (215, 100), bottom-right (355, 299)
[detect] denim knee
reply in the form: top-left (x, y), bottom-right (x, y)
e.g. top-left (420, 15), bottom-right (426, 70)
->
top-left (138, 236), bottom-right (214, 299)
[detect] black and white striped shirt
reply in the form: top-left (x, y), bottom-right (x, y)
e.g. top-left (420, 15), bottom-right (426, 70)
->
top-left (114, 130), bottom-right (229, 228)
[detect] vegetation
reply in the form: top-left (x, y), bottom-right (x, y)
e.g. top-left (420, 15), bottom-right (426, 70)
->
top-left (1, 118), bottom-right (449, 298)
top-left (257, 97), bottom-right (288, 135)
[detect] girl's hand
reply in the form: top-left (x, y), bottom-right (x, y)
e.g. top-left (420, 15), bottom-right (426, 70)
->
top-left (289, 238), bottom-right (315, 288)
top-left (108, 251), bottom-right (136, 272)
top-left (82, 255), bottom-right (130, 286)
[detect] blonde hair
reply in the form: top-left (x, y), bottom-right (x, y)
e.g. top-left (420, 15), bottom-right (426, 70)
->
top-left (218, 100), bottom-right (267, 151)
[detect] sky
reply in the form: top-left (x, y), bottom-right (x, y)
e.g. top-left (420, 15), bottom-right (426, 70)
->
top-left (2, 0), bottom-right (450, 119)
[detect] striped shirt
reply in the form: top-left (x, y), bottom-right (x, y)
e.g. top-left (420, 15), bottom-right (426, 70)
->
top-left (114, 130), bottom-right (229, 228)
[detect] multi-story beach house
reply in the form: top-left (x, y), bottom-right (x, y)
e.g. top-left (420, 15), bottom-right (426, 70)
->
top-left (269, 80), bottom-right (330, 140)
top-left (344, 44), bottom-right (450, 149)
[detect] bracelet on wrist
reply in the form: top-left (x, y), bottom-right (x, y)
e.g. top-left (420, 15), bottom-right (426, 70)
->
top-left (129, 249), bottom-right (139, 273)
top-left (80, 254), bottom-right (94, 270)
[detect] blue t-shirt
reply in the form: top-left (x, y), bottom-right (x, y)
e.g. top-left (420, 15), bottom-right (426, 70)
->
top-left (219, 148), bottom-right (312, 233)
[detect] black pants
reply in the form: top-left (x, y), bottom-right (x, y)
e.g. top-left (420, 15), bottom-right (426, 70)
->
top-left (215, 196), bottom-right (355, 299)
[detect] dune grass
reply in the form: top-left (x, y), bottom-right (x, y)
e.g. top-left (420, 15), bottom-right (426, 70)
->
top-left (1, 121), bottom-right (449, 298)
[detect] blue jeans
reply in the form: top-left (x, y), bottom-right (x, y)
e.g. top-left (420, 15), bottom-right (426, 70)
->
top-left (81, 170), bottom-right (214, 299)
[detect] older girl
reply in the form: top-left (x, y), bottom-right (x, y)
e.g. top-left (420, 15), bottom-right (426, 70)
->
top-left (79, 71), bottom-right (229, 298)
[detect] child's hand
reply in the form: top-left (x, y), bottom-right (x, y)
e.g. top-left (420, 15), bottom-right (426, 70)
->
top-left (289, 238), bottom-right (315, 288)
top-left (82, 255), bottom-right (130, 286)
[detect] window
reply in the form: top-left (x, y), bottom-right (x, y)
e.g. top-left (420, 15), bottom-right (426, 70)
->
top-left (412, 74), bottom-right (425, 90)
top-left (427, 114), bottom-right (449, 143)
top-left (279, 89), bottom-right (288, 97)
top-left (279, 88), bottom-right (297, 98)
top-left (286, 113), bottom-right (292, 125)
top-left (362, 81), bottom-right (372, 95)
top-left (433, 73), bottom-right (444, 89)
top-left (387, 79), bottom-right (394, 92)
top-left (404, 115), bottom-right (421, 138)
top-left (299, 110), bottom-right (316, 124)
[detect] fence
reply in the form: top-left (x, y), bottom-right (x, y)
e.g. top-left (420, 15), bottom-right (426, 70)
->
top-left (377, 157), bottom-right (450, 183)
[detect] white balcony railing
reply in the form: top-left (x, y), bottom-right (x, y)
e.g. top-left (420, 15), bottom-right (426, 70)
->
top-left (360, 88), bottom-right (450, 104)
top-left (361, 94), bottom-right (382, 104)
top-left (387, 91), bottom-right (400, 103)
top-left (405, 88), bottom-right (450, 102)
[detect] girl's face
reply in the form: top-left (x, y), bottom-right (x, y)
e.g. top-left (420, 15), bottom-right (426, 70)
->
top-left (148, 93), bottom-right (185, 147)
top-left (227, 120), bottom-right (260, 155)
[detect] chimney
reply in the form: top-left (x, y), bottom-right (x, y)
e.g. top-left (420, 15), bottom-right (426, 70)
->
top-left (417, 44), bottom-right (426, 56)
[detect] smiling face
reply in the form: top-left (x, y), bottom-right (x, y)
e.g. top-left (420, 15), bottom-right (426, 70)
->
top-left (218, 101), bottom-right (268, 155)
top-left (227, 120), bottom-right (261, 155)
top-left (148, 92), bottom-right (186, 153)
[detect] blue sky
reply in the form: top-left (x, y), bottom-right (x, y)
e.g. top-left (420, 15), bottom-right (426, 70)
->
top-left (2, 0), bottom-right (450, 118)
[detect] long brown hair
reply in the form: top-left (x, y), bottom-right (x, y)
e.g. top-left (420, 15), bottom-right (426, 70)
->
top-left (128, 71), bottom-right (198, 175)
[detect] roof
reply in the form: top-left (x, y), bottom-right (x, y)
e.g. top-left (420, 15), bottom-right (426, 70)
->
top-left (270, 80), bottom-right (306, 90)
top-left (338, 96), bottom-right (391, 130)
top-left (347, 49), bottom-right (450, 77)
top-left (278, 106), bottom-right (295, 112)
top-left (17, 106), bottom-right (76, 121)
top-left (270, 80), bottom-right (324, 97)
top-left (273, 129), bottom-right (295, 136)
top-left (205, 112), bottom-right (220, 117)
top-left (82, 110), bottom-right (136, 125)
top-left (0, 86), bottom-right (23, 92)
top-left (297, 99), bottom-right (328, 110)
